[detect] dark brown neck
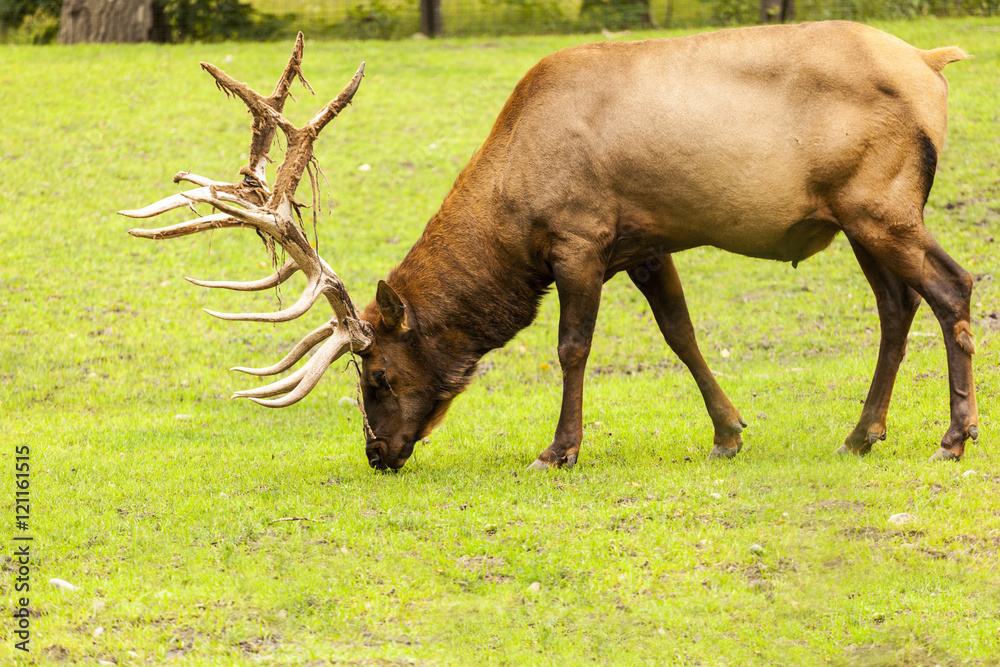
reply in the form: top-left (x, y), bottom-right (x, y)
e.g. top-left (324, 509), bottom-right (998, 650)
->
top-left (388, 198), bottom-right (550, 362)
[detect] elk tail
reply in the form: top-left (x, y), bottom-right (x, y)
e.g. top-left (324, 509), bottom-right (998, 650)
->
top-left (920, 46), bottom-right (970, 72)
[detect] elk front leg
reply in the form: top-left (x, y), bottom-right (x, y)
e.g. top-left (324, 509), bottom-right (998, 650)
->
top-left (844, 220), bottom-right (978, 460)
top-left (836, 238), bottom-right (922, 456)
top-left (528, 255), bottom-right (605, 470)
top-left (628, 254), bottom-right (746, 459)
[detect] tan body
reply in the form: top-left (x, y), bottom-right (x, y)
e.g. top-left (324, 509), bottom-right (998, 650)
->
top-left (444, 22), bottom-right (950, 271)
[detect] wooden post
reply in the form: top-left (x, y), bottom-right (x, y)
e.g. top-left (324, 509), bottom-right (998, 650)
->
top-left (420, 0), bottom-right (441, 38)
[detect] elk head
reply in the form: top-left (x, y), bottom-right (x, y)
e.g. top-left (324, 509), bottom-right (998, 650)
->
top-left (121, 35), bottom-right (440, 470)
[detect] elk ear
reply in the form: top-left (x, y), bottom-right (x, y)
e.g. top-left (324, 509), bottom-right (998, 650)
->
top-left (376, 280), bottom-right (408, 330)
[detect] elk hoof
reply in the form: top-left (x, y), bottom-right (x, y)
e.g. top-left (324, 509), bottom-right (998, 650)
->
top-left (929, 447), bottom-right (961, 462)
top-left (968, 424), bottom-right (979, 440)
top-left (708, 444), bottom-right (739, 459)
top-left (834, 445), bottom-right (854, 456)
top-left (728, 419), bottom-right (744, 434)
top-left (527, 459), bottom-right (551, 471)
top-left (564, 453), bottom-right (578, 469)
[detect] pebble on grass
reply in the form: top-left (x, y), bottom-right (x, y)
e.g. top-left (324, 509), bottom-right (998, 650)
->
top-left (527, 581), bottom-right (542, 592)
top-left (49, 578), bottom-right (78, 591)
top-left (888, 513), bottom-right (917, 527)
top-left (749, 544), bottom-right (765, 556)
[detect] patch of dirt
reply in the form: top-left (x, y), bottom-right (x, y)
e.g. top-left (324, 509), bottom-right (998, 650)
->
top-left (456, 555), bottom-right (511, 583)
top-left (805, 499), bottom-right (867, 513)
top-left (842, 635), bottom-right (961, 666)
top-left (977, 311), bottom-right (1000, 332)
top-left (822, 556), bottom-right (849, 569)
top-left (238, 635), bottom-right (281, 654)
top-left (589, 360), bottom-right (681, 377)
top-left (841, 526), bottom-right (925, 542)
top-left (43, 645), bottom-right (71, 662)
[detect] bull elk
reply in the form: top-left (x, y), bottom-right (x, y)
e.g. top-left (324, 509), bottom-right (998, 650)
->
top-left (122, 22), bottom-right (978, 470)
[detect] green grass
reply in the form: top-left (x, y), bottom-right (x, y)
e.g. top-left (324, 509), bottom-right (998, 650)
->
top-left (2, 18), bottom-right (999, 665)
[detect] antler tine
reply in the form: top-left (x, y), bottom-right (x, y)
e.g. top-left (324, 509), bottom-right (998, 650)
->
top-left (231, 321), bottom-right (334, 377)
top-left (127, 214), bottom-right (249, 240)
top-left (200, 32), bottom-right (309, 186)
top-left (232, 326), bottom-right (359, 407)
top-left (173, 171), bottom-right (228, 187)
top-left (118, 187), bottom-right (246, 219)
top-left (203, 272), bottom-right (323, 322)
top-left (266, 62), bottom-right (365, 205)
top-left (186, 258), bottom-right (299, 291)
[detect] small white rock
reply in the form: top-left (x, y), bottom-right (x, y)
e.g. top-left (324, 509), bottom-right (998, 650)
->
top-left (749, 544), bottom-right (765, 556)
top-left (219, 492), bottom-right (228, 499)
top-left (962, 469), bottom-right (977, 478)
top-left (710, 492), bottom-right (722, 499)
top-left (358, 163), bottom-right (372, 172)
top-left (527, 581), bottom-right (542, 592)
top-left (888, 512), bottom-right (917, 526)
top-left (49, 578), bottom-right (79, 591)
top-left (720, 348), bottom-right (731, 358)
top-left (174, 414), bottom-right (192, 421)
top-left (338, 396), bottom-right (358, 407)
top-left (93, 626), bottom-right (105, 638)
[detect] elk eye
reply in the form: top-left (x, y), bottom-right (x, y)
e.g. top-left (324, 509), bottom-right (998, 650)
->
top-left (373, 370), bottom-right (388, 388)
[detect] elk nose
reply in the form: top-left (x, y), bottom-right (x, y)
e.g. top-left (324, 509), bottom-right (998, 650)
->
top-left (366, 440), bottom-right (387, 470)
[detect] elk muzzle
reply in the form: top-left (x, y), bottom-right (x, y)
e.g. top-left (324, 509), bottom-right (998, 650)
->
top-left (365, 438), bottom-right (415, 470)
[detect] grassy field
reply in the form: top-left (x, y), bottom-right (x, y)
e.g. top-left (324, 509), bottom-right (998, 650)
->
top-left (2, 18), bottom-right (1000, 666)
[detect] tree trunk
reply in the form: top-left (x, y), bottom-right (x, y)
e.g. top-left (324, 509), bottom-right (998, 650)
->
top-left (58, 0), bottom-right (153, 44)
top-left (420, 0), bottom-right (441, 38)
top-left (760, 0), bottom-right (794, 23)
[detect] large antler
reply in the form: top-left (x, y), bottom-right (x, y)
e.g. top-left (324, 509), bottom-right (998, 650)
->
top-left (121, 33), bottom-right (372, 408)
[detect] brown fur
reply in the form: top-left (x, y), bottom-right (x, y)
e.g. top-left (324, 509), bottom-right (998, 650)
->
top-left (356, 22), bottom-right (978, 469)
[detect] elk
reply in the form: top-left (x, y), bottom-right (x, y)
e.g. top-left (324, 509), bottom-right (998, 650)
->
top-left (122, 22), bottom-right (978, 471)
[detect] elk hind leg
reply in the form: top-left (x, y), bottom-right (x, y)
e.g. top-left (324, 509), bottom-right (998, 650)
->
top-left (844, 219), bottom-right (978, 460)
top-left (836, 238), bottom-right (922, 456)
top-left (628, 254), bottom-right (746, 459)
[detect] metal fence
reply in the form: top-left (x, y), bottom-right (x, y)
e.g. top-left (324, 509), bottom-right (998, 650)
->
top-left (247, 0), bottom-right (1000, 39)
